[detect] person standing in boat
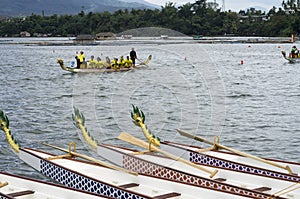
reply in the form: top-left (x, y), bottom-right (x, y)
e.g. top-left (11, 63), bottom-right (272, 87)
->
top-left (130, 48), bottom-right (137, 67)
top-left (76, 51), bottom-right (85, 68)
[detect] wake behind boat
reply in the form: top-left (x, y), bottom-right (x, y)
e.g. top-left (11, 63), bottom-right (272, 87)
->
top-left (57, 55), bottom-right (152, 73)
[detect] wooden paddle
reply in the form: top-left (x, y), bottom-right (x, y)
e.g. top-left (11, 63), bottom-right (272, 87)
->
top-left (118, 132), bottom-right (218, 178)
top-left (176, 129), bottom-right (293, 174)
top-left (42, 142), bottom-right (138, 176)
top-left (0, 181), bottom-right (8, 188)
top-left (136, 55), bottom-right (152, 66)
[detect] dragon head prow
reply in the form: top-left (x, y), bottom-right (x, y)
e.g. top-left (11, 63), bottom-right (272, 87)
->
top-left (0, 109), bottom-right (9, 130)
top-left (131, 104), bottom-right (145, 127)
top-left (131, 105), bottom-right (160, 147)
top-left (72, 107), bottom-right (98, 149)
top-left (57, 58), bottom-right (64, 64)
top-left (0, 109), bottom-right (21, 153)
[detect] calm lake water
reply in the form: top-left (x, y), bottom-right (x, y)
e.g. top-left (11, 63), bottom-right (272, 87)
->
top-left (0, 38), bottom-right (299, 182)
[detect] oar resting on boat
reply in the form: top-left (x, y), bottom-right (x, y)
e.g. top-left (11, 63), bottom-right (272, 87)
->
top-left (0, 109), bottom-right (197, 199)
top-left (176, 129), bottom-right (293, 174)
top-left (1, 109), bottom-right (266, 199)
top-left (130, 105), bottom-right (296, 173)
top-left (72, 107), bottom-right (293, 199)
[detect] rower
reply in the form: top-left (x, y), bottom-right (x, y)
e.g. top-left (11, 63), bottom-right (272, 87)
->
top-left (118, 56), bottom-right (125, 68)
top-left (291, 46), bottom-right (299, 58)
top-left (124, 56), bottom-right (133, 68)
top-left (96, 57), bottom-right (103, 68)
top-left (112, 58), bottom-right (119, 69)
top-left (88, 55), bottom-right (97, 68)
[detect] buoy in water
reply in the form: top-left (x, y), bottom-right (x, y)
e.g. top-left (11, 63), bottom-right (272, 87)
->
top-left (240, 60), bottom-right (244, 65)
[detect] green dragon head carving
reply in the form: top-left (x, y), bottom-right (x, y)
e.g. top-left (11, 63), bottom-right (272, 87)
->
top-left (131, 105), bottom-right (160, 147)
top-left (72, 107), bottom-right (98, 149)
top-left (0, 109), bottom-right (20, 153)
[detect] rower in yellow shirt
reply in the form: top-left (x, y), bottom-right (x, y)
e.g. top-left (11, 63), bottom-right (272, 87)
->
top-left (88, 55), bottom-right (97, 68)
top-left (76, 51), bottom-right (85, 68)
top-left (124, 56), bottom-right (133, 68)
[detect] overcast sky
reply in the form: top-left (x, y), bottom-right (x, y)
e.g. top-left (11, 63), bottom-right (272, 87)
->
top-left (145, 0), bottom-right (283, 11)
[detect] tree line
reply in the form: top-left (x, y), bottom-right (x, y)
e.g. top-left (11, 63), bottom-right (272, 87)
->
top-left (0, 0), bottom-right (299, 37)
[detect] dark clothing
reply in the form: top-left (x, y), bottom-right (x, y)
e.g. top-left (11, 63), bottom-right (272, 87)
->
top-left (130, 50), bottom-right (137, 66)
top-left (75, 56), bottom-right (80, 68)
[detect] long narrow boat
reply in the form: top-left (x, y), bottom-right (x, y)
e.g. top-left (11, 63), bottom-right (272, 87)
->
top-left (128, 105), bottom-right (300, 175)
top-left (57, 55), bottom-right (151, 73)
top-left (167, 130), bottom-right (300, 174)
top-left (0, 109), bottom-right (265, 199)
top-left (72, 106), bottom-right (297, 199)
top-left (0, 172), bottom-right (110, 199)
top-left (281, 50), bottom-right (300, 63)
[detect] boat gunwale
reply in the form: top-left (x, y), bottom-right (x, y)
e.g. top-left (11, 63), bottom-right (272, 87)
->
top-left (159, 141), bottom-right (300, 183)
top-left (97, 144), bottom-right (284, 199)
top-left (20, 147), bottom-right (153, 199)
top-left (0, 171), bottom-right (111, 198)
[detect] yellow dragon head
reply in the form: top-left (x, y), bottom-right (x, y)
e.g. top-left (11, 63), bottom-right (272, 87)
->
top-left (0, 109), bottom-right (21, 153)
top-left (131, 105), bottom-right (160, 147)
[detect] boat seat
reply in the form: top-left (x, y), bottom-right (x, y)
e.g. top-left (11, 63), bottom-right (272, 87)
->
top-left (119, 183), bottom-right (139, 189)
top-left (153, 192), bottom-right (181, 199)
top-left (214, 178), bottom-right (227, 182)
top-left (252, 187), bottom-right (272, 192)
top-left (7, 190), bottom-right (35, 197)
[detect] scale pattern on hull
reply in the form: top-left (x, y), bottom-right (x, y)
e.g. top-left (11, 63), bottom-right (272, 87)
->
top-left (189, 151), bottom-right (300, 182)
top-left (122, 155), bottom-right (271, 199)
top-left (40, 159), bottom-right (146, 199)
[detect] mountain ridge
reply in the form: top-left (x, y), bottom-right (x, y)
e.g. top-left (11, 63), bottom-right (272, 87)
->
top-left (0, 0), bottom-right (158, 17)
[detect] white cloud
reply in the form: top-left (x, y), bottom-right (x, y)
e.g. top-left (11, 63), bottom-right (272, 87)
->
top-left (144, 0), bottom-right (282, 11)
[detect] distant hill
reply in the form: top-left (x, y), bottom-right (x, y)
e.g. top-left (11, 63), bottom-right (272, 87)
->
top-left (0, 0), bottom-right (159, 17)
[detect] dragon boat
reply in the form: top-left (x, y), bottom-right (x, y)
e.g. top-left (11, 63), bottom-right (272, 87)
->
top-left (281, 51), bottom-right (300, 63)
top-left (0, 172), bottom-right (109, 199)
top-left (57, 55), bottom-right (152, 73)
top-left (0, 109), bottom-right (270, 199)
top-left (72, 106), bottom-right (299, 199)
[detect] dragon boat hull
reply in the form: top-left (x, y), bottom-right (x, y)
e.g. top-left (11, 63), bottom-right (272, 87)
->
top-left (57, 55), bottom-right (151, 73)
top-left (0, 172), bottom-right (108, 199)
top-left (94, 142), bottom-right (298, 199)
top-left (17, 147), bottom-right (253, 199)
top-left (71, 106), bottom-right (297, 199)
top-left (281, 50), bottom-right (300, 63)
top-left (164, 140), bottom-right (300, 174)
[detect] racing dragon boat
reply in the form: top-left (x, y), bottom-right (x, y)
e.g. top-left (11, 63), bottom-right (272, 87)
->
top-left (281, 51), bottom-right (300, 63)
top-left (0, 109), bottom-right (273, 199)
top-left (0, 172), bottom-right (110, 199)
top-left (72, 106), bottom-right (299, 199)
top-left (57, 55), bottom-right (152, 73)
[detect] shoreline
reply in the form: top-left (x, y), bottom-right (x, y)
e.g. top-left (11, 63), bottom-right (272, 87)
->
top-left (0, 36), bottom-right (295, 45)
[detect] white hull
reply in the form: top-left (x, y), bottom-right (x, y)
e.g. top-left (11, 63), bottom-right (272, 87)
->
top-left (18, 147), bottom-right (257, 199)
top-left (165, 141), bottom-right (300, 174)
top-left (98, 143), bottom-right (298, 199)
top-left (0, 172), bottom-right (108, 199)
